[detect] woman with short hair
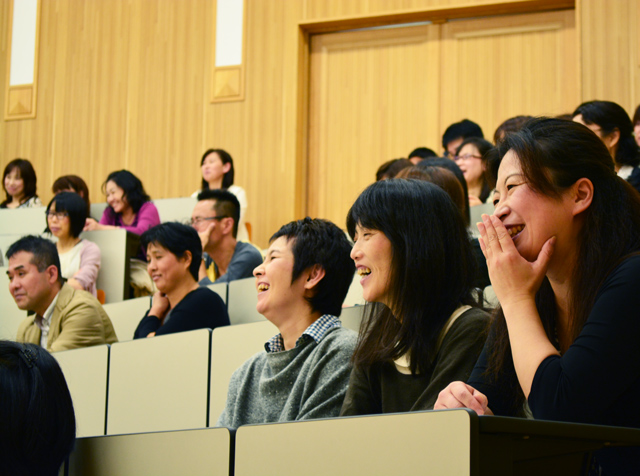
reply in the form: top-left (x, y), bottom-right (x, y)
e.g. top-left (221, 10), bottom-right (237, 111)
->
top-left (340, 179), bottom-right (490, 416)
top-left (46, 192), bottom-right (101, 296)
top-left (134, 222), bottom-right (229, 339)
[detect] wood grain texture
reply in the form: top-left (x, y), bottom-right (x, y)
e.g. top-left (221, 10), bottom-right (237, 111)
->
top-left (0, 0), bottom-right (636, 247)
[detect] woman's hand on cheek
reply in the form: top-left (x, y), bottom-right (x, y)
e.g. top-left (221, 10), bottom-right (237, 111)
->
top-left (478, 214), bottom-right (555, 310)
top-left (150, 291), bottom-right (170, 321)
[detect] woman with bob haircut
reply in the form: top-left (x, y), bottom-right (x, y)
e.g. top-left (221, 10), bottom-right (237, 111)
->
top-left (134, 222), bottom-right (229, 339)
top-left (454, 137), bottom-right (494, 207)
top-left (46, 192), bottom-right (101, 296)
top-left (1, 158), bottom-right (42, 208)
top-left (84, 169), bottom-right (160, 236)
top-left (573, 100), bottom-right (640, 193)
top-left (52, 174), bottom-right (91, 216)
top-left (193, 149), bottom-right (249, 242)
top-left (435, 118), bottom-right (640, 475)
top-left (340, 179), bottom-right (490, 416)
top-left (0, 341), bottom-right (75, 476)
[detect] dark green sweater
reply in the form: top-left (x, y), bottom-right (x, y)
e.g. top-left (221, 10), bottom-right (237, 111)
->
top-left (340, 307), bottom-right (489, 415)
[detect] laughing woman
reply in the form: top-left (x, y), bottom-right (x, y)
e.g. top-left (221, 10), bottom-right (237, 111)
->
top-left (340, 179), bottom-right (490, 416)
top-left (133, 223), bottom-right (229, 339)
top-left (435, 118), bottom-right (640, 475)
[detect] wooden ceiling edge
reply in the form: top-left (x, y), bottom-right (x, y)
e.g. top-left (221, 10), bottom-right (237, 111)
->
top-left (298, 0), bottom-right (576, 34)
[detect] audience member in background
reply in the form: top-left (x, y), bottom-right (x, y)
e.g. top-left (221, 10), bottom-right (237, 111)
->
top-left (134, 222), bottom-right (229, 339)
top-left (454, 137), bottom-right (494, 206)
top-left (1, 158), bottom-right (42, 209)
top-left (8, 236), bottom-right (117, 352)
top-left (191, 189), bottom-right (262, 285)
top-left (493, 115), bottom-right (532, 144)
top-left (573, 100), bottom-right (640, 193)
top-left (395, 166), bottom-right (489, 290)
top-left (340, 179), bottom-right (489, 416)
top-left (407, 147), bottom-right (437, 164)
top-left (442, 119), bottom-right (484, 158)
top-left (84, 169), bottom-right (160, 235)
top-left (375, 158), bottom-right (412, 181)
top-left (46, 193), bottom-right (101, 297)
top-left (52, 174), bottom-right (91, 217)
top-left (192, 149), bottom-right (249, 242)
top-left (0, 341), bottom-right (75, 476)
top-left (84, 170), bottom-right (160, 295)
top-left (435, 118), bottom-right (640, 476)
top-left (633, 104), bottom-right (640, 148)
top-left (216, 218), bottom-right (356, 429)
top-left (417, 158), bottom-right (470, 226)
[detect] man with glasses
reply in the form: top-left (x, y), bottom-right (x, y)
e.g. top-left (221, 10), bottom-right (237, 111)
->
top-left (441, 119), bottom-right (484, 158)
top-left (191, 189), bottom-right (263, 285)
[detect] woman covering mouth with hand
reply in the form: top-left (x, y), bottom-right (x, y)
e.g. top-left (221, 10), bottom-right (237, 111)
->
top-left (340, 179), bottom-right (490, 416)
top-left (435, 118), bottom-right (640, 476)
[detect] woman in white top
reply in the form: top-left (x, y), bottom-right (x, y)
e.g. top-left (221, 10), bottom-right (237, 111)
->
top-left (1, 158), bottom-right (42, 209)
top-left (192, 149), bottom-right (249, 242)
top-left (46, 192), bottom-right (101, 297)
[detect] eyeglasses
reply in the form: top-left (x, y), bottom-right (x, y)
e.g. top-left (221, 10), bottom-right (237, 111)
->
top-left (454, 154), bottom-right (482, 162)
top-left (190, 216), bottom-right (228, 226)
top-left (46, 211), bottom-right (69, 220)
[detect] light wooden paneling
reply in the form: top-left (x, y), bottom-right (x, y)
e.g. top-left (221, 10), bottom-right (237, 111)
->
top-left (0, 0), bottom-right (635, 248)
top-left (440, 9), bottom-right (578, 139)
top-left (308, 24), bottom-right (441, 227)
top-left (579, 0), bottom-right (640, 113)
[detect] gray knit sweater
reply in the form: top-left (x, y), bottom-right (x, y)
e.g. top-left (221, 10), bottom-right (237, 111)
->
top-left (216, 326), bottom-right (357, 429)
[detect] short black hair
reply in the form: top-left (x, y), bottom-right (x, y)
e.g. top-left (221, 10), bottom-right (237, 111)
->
top-left (197, 189), bottom-right (241, 238)
top-left (45, 192), bottom-right (88, 238)
top-left (375, 158), bottom-right (412, 181)
top-left (633, 104), bottom-right (640, 126)
top-left (408, 147), bottom-right (437, 161)
top-left (0, 341), bottom-right (76, 476)
top-left (442, 119), bottom-right (484, 149)
top-left (6, 236), bottom-right (62, 284)
top-left (103, 170), bottom-right (151, 214)
top-left (141, 222), bottom-right (202, 281)
top-left (2, 158), bottom-right (38, 207)
top-left (270, 217), bottom-right (354, 317)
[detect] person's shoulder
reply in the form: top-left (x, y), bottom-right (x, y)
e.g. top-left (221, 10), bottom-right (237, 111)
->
top-left (459, 306), bottom-right (491, 323)
top-left (232, 349), bottom-right (269, 380)
top-left (235, 241), bottom-right (263, 257)
top-left (140, 201), bottom-right (159, 213)
top-left (317, 325), bottom-right (358, 350)
top-left (80, 239), bottom-right (101, 254)
top-left (601, 253), bottom-right (640, 287)
top-left (186, 286), bottom-right (226, 306)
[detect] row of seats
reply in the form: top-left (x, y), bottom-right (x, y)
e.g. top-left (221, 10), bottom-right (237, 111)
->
top-left (54, 305), bottom-right (366, 437)
top-left (62, 407), bottom-right (640, 476)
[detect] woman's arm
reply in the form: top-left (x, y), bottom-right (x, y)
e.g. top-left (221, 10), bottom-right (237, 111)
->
top-left (119, 202), bottom-right (161, 236)
top-left (70, 240), bottom-right (101, 292)
top-left (339, 364), bottom-right (382, 416)
top-left (478, 214), bottom-right (559, 396)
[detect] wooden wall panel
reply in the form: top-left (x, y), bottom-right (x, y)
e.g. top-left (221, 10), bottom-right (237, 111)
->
top-left (579, 0), bottom-right (639, 114)
top-left (0, 0), bottom-right (636, 247)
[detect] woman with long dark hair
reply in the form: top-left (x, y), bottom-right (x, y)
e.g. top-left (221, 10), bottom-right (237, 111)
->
top-left (435, 118), bottom-right (640, 475)
top-left (1, 158), bottom-right (42, 208)
top-left (340, 179), bottom-right (489, 415)
top-left (573, 100), bottom-right (640, 193)
top-left (193, 149), bottom-right (249, 241)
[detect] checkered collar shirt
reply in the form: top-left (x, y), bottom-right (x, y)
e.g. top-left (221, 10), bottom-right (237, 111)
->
top-left (265, 314), bottom-right (341, 353)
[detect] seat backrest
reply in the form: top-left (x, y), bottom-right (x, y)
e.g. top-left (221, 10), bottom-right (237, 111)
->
top-left (209, 320), bottom-right (277, 424)
top-left (0, 208), bottom-right (47, 235)
top-left (153, 196), bottom-right (197, 223)
top-left (207, 282), bottom-right (228, 305)
top-left (107, 329), bottom-right (211, 434)
top-left (235, 410), bottom-right (473, 476)
top-left (65, 427), bottom-right (231, 476)
top-left (339, 305), bottom-right (366, 332)
top-left (80, 229), bottom-right (130, 303)
top-left (342, 272), bottom-right (365, 307)
top-left (54, 345), bottom-right (110, 437)
top-left (227, 277), bottom-right (263, 325)
top-left (102, 295), bottom-right (151, 342)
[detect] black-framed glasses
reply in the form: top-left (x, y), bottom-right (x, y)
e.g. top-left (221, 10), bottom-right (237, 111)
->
top-left (45, 211), bottom-right (69, 220)
top-left (190, 216), bottom-right (228, 226)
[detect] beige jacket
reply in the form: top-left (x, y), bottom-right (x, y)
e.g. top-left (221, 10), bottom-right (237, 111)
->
top-left (16, 283), bottom-right (118, 352)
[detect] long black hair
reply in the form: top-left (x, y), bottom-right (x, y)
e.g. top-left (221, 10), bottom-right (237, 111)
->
top-left (1, 158), bottom-right (38, 207)
top-left (103, 170), bottom-right (151, 214)
top-left (486, 117), bottom-right (640, 412)
top-left (346, 179), bottom-right (481, 375)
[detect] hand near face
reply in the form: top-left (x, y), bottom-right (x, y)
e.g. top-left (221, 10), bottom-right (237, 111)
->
top-left (434, 381), bottom-right (492, 415)
top-left (198, 222), bottom-right (216, 250)
top-left (84, 218), bottom-right (99, 231)
top-left (150, 291), bottom-right (170, 321)
top-left (478, 214), bottom-right (555, 309)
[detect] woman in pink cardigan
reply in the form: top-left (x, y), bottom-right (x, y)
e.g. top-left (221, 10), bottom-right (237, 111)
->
top-left (46, 192), bottom-right (101, 296)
